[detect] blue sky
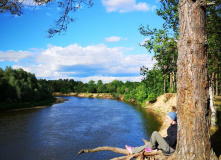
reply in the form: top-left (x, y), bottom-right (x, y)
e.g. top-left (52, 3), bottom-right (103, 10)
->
top-left (0, 0), bottom-right (164, 83)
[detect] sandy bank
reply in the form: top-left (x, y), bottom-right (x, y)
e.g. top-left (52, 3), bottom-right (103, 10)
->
top-left (143, 93), bottom-right (177, 136)
top-left (53, 92), bottom-right (115, 99)
top-left (6, 97), bottom-right (68, 112)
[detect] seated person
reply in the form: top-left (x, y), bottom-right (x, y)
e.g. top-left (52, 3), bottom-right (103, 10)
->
top-left (125, 112), bottom-right (177, 155)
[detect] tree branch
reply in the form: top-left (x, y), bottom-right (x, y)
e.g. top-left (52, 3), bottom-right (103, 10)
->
top-left (207, 1), bottom-right (215, 6)
top-left (78, 145), bottom-right (165, 160)
top-left (78, 146), bottom-right (130, 155)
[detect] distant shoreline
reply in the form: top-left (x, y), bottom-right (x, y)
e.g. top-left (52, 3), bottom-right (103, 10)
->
top-left (5, 97), bottom-right (68, 112)
top-left (53, 92), bottom-right (116, 99)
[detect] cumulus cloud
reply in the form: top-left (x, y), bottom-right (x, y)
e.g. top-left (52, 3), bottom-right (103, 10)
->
top-left (46, 12), bottom-right (51, 16)
top-left (151, 5), bottom-right (157, 12)
top-left (6, 43), bottom-right (156, 82)
top-left (102, 0), bottom-right (152, 13)
top-left (140, 38), bottom-right (150, 46)
top-left (0, 50), bottom-right (31, 62)
top-left (77, 75), bottom-right (142, 83)
top-left (105, 36), bottom-right (121, 42)
top-left (104, 36), bottom-right (128, 42)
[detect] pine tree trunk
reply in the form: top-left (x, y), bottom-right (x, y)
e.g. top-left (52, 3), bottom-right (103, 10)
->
top-left (212, 72), bottom-right (215, 96)
top-left (209, 81), bottom-right (216, 127)
top-left (164, 74), bottom-right (166, 93)
top-left (219, 68), bottom-right (221, 96)
top-left (176, 0), bottom-right (215, 159)
top-left (170, 72), bottom-right (172, 90)
top-left (164, 65), bottom-right (167, 93)
top-left (215, 73), bottom-right (218, 96)
top-left (172, 71), bottom-right (174, 93)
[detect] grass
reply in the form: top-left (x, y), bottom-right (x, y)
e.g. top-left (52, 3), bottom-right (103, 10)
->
top-left (96, 94), bottom-right (100, 98)
top-left (0, 97), bottom-right (56, 112)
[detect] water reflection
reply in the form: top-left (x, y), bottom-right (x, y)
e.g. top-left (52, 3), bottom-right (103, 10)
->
top-left (0, 97), bottom-right (161, 160)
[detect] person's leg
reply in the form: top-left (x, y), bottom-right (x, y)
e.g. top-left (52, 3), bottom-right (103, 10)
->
top-left (150, 131), bottom-right (170, 153)
top-left (132, 143), bottom-right (150, 154)
top-left (131, 131), bottom-right (161, 154)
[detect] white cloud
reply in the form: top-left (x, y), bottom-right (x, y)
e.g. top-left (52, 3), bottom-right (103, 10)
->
top-left (105, 36), bottom-right (121, 42)
top-left (151, 5), bottom-right (157, 12)
top-left (77, 75), bottom-right (142, 83)
top-left (20, 0), bottom-right (38, 6)
top-left (102, 0), bottom-right (151, 13)
top-left (105, 36), bottom-right (128, 42)
top-left (0, 50), bottom-right (31, 62)
top-left (140, 38), bottom-right (150, 46)
top-left (46, 13), bottom-right (51, 16)
top-left (6, 43), bottom-right (156, 82)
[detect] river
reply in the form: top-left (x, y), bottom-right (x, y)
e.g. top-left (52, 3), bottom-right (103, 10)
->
top-left (0, 97), bottom-right (161, 160)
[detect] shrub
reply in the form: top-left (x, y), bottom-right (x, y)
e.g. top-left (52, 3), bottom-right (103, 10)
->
top-left (148, 93), bottom-right (156, 102)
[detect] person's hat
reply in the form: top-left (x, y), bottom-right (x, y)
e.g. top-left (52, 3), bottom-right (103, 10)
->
top-left (167, 112), bottom-right (177, 121)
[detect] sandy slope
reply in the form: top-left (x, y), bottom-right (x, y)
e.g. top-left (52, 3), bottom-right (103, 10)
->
top-left (144, 93), bottom-right (177, 136)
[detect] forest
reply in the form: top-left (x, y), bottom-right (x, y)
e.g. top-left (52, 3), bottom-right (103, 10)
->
top-left (0, 65), bottom-right (167, 111)
top-left (0, 66), bottom-right (53, 111)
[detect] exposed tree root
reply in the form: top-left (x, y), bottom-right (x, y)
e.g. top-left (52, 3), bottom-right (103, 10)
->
top-left (78, 146), bottom-right (129, 155)
top-left (78, 139), bottom-right (172, 160)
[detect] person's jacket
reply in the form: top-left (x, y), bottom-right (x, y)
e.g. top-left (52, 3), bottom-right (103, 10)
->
top-left (164, 124), bottom-right (177, 149)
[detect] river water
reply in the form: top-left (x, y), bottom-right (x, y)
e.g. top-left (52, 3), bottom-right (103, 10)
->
top-left (0, 97), bottom-right (161, 160)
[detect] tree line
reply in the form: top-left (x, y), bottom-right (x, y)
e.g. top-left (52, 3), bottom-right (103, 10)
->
top-left (0, 66), bottom-right (168, 111)
top-left (0, 66), bottom-right (53, 111)
top-left (44, 78), bottom-right (160, 103)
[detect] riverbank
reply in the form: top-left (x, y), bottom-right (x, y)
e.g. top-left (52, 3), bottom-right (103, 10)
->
top-left (2, 97), bottom-right (68, 112)
top-left (143, 93), bottom-right (177, 136)
top-left (53, 92), bottom-right (115, 99)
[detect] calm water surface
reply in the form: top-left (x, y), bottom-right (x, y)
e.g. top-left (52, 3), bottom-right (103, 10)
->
top-left (0, 97), bottom-right (161, 160)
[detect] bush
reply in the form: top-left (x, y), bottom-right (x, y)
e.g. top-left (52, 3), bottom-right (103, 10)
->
top-left (147, 93), bottom-right (156, 102)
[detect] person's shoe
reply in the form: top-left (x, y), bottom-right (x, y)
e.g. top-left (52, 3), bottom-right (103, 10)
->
top-left (144, 147), bottom-right (152, 153)
top-left (125, 145), bottom-right (133, 154)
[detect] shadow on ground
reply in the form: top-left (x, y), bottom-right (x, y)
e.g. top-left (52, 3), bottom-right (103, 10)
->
top-left (211, 97), bottom-right (221, 158)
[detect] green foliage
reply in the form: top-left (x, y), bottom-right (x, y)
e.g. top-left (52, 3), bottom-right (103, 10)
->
top-left (147, 93), bottom-right (157, 102)
top-left (153, 0), bottom-right (221, 95)
top-left (97, 80), bottom-right (105, 93)
top-left (0, 67), bottom-right (53, 111)
top-left (139, 23), bottom-right (177, 94)
top-left (156, 0), bottom-right (179, 35)
top-left (87, 80), bottom-right (97, 93)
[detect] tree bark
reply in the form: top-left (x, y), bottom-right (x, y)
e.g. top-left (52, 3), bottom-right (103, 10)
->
top-left (164, 65), bottom-right (167, 93)
top-left (209, 81), bottom-right (216, 126)
top-left (170, 72), bottom-right (172, 91)
top-left (215, 73), bottom-right (218, 96)
top-left (212, 72), bottom-right (215, 96)
top-left (172, 71), bottom-right (175, 93)
top-left (219, 68), bottom-right (221, 96)
top-left (164, 74), bottom-right (166, 93)
top-left (176, 0), bottom-right (216, 159)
